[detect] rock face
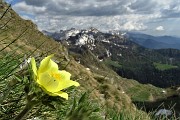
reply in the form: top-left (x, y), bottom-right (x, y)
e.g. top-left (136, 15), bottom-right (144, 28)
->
top-left (43, 28), bottom-right (129, 62)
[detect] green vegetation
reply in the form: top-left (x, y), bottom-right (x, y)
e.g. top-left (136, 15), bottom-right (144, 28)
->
top-left (104, 59), bottom-right (122, 68)
top-left (126, 84), bottom-right (162, 101)
top-left (154, 62), bottom-right (178, 71)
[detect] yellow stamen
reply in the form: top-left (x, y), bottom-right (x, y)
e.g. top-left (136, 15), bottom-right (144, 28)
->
top-left (51, 72), bottom-right (61, 80)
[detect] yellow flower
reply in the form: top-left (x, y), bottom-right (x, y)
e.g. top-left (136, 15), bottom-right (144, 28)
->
top-left (31, 54), bottom-right (80, 100)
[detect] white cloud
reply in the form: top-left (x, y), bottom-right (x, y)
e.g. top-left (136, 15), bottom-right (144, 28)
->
top-left (13, 1), bottom-right (46, 15)
top-left (156, 26), bottom-right (164, 31)
top-left (7, 0), bottom-right (180, 36)
top-left (32, 14), bottom-right (149, 32)
top-left (122, 21), bottom-right (147, 31)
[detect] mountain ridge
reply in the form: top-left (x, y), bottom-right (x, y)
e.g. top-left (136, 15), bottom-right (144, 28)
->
top-left (44, 28), bottom-right (180, 88)
top-left (125, 32), bottom-right (180, 49)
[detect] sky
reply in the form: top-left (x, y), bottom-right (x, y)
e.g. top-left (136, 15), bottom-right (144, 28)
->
top-left (5, 0), bottom-right (180, 37)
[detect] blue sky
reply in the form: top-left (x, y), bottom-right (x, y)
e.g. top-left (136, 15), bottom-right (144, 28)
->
top-left (5, 0), bottom-right (180, 37)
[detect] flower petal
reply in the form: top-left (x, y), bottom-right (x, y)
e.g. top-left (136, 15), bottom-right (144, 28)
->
top-left (38, 72), bottom-right (60, 92)
top-left (59, 70), bottom-right (71, 81)
top-left (38, 54), bottom-right (58, 74)
top-left (58, 80), bottom-right (80, 90)
top-left (31, 57), bottom-right (37, 76)
top-left (57, 70), bottom-right (80, 90)
top-left (52, 91), bottom-right (68, 100)
top-left (40, 87), bottom-right (68, 100)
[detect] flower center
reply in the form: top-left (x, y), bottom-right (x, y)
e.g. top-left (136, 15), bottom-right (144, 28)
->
top-left (51, 72), bottom-right (61, 80)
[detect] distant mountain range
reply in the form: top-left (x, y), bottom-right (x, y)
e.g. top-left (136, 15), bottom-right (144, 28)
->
top-left (43, 29), bottom-right (180, 50)
top-left (43, 28), bottom-right (180, 88)
top-left (125, 32), bottom-right (180, 49)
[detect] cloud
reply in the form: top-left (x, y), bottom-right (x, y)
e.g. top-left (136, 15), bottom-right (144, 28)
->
top-left (154, 0), bottom-right (180, 18)
top-left (122, 21), bottom-right (147, 31)
top-left (129, 0), bottom-right (158, 14)
top-left (12, 0), bottom-right (140, 16)
top-left (156, 26), bottom-right (164, 31)
top-left (8, 0), bottom-right (180, 36)
top-left (10, 0), bottom-right (180, 17)
top-left (32, 14), bottom-right (149, 32)
top-left (16, 0), bottom-right (178, 17)
top-left (13, 1), bottom-right (46, 15)
top-left (25, 0), bottom-right (49, 7)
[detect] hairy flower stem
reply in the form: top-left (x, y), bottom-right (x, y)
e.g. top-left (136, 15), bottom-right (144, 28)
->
top-left (14, 94), bottom-right (39, 120)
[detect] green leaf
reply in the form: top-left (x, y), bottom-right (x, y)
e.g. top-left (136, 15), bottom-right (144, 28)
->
top-left (78, 92), bottom-right (87, 104)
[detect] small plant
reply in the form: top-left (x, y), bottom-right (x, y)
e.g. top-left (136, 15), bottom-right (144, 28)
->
top-left (0, 53), bottom-right (81, 120)
top-left (12, 55), bottom-right (80, 120)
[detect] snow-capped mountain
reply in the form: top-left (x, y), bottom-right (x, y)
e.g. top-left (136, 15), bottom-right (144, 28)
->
top-left (43, 28), bottom-right (130, 61)
top-left (44, 28), bottom-right (180, 88)
top-left (43, 28), bottom-right (128, 50)
top-left (43, 27), bottom-right (102, 48)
